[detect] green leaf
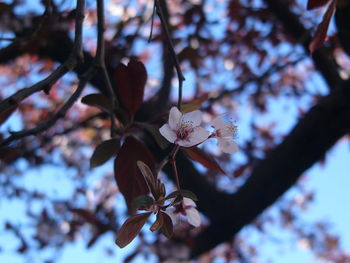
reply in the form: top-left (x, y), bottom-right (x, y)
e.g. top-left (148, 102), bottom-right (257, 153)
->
top-left (160, 212), bottom-right (173, 238)
top-left (132, 195), bottom-right (154, 209)
top-left (115, 212), bottom-right (152, 248)
top-left (150, 212), bottom-right (164, 232)
top-left (90, 139), bottom-right (120, 168)
top-left (81, 93), bottom-right (112, 112)
top-left (165, 189), bottom-right (198, 202)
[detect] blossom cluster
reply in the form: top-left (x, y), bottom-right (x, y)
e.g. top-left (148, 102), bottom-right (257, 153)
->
top-left (159, 106), bottom-right (238, 154)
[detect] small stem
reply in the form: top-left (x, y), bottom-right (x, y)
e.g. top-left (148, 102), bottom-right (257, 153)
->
top-left (154, 0), bottom-right (185, 110)
top-left (148, 1), bottom-right (156, 42)
top-left (96, 0), bottom-right (118, 137)
top-left (156, 145), bottom-right (180, 177)
top-left (171, 157), bottom-right (181, 190)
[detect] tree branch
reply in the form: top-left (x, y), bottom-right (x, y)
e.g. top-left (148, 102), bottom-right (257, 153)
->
top-left (153, 0), bottom-right (175, 110)
top-left (0, 67), bottom-right (94, 147)
top-left (154, 0), bottom-right (185, 109)
top-left (0, 0), bottom-right (85, 116)
top-left (263, 0), bottom-right (343, 88)
top-left (188, 78), bottom-right (350, 257)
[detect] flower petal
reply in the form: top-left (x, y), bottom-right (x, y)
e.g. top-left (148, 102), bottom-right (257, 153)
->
top-left (212, 116), bottom-right (224, 129)
top-left (183, 197), bottom-right (196, 207)
top-left (166, 209), bottom-right (179, 224)
top-left (159, 124), bottom-right (177, 143)
top-left (220, 122), bottom-right (237, 138)
top-left (179, 127), bottom-right (209, 147)
top-left (182, 110), bottom-right (202, 127)
top-left (168, 107), bottom-right (182, 130)
top-left (186, 208), bottom-right (201, 227)
top-left (218, 138), bottom-right (239, 154)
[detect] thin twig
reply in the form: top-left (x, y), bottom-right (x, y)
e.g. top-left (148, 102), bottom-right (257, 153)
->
top-left (0, 67), bottom-right (96, 147)
top-left (0, 37), bottom-right (16, 41)
top-left (95, 0), bottom-right (118, 137)
top-left (208, 56), bottom-right (305, 105)
top-left (0, 0), bottom-right (85, 115)
top-left (0, 0), bottom-right (110, 148)
top-left (154, 0), bottom-right (185, 110)
top-left (148, 1), bottom-right (156, 42)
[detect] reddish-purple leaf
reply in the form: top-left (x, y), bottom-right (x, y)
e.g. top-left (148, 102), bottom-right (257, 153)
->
top-left (183, 147), bottom-right (226, 174)
top-left (114, 60), bottom-right (147, 116)
top-left (114, 136), bottom-right (155, 211)
top-left (0, 104), bottom-right (17, 126)
top-left (160, 212), bottom-right (173, 238)
top-left (309, 0), bottom-right (336, 53)
top-left (115, 212), bottom-right (152, 248)
top-left (70, 208), bottom-right (99, 224)
top-left (81, 93), bottom-right (112, 112)
top-left (307, 0), bottom-right (331, 10)
top-left (90, 138), bottom-right (120, 168)
top-left (150, 212), bottom-right (164, 232)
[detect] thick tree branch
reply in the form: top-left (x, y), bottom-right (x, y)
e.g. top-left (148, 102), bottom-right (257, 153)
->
top-left (335, 2), bottom-right (350, 57)
top-left (264, 0), bottom-right (343, 88)
top-left (188, 79), bottom-right (350, 257)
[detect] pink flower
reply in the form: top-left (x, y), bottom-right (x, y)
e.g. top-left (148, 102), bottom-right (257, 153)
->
top-left (159, 107), bottom-right (209, 147)
top-left (211, 116), bottom-right (239, 154)
top-left (168, 197), bottom-right (201, 227)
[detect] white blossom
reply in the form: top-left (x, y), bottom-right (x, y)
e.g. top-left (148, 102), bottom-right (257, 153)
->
top-left (159, 107), bottom-right (209, 147)
top-left (211, 116), bottom-right (239, 154)
top-left (167, 197), bottom-right (201, 227)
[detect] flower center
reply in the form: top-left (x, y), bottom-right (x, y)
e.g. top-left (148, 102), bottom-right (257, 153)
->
top-left (176, 121), bottom-right (194, 140)
top-left (216, 123), bottom-right (237, 138)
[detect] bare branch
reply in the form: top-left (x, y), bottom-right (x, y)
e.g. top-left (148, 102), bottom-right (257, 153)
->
top-left (154, 0), bottom-right (185, 109)
top-left (0, 67), bottom-right (97, 147)
top-left (95, 0), bottom-right (118, 137)
top-left (0, 0), bottom-right (85, 116)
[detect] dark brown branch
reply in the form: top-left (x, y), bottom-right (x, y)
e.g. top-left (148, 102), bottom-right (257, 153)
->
top-left (335, 2), bottom-right (350, 57)
top-left (0, 0), bottom-right (85, 115)
top-left (264, 0), bottom-right (343, 88)
top-left (0, 67), bottom-right (95, 147)
top-left (188, 78), bottom-right (350, 257)
top-left (0, 0), bottom-right (115, 147)
top-left (95, 0), bottom-right (118, 137)
top-left (154, 0), bottom-right (185, 109)
top-left (208, 56), bottom-right (305, 105)
top-left (153, 0), bottom-right (175, 110)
